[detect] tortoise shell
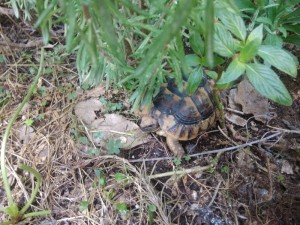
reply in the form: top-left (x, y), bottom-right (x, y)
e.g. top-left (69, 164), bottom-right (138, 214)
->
top-left (152, 75), bottom-right (219, 141)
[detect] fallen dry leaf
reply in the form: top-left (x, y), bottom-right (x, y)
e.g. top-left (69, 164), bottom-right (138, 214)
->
top-left (74, 98), bottom-right (105, 125)
top-left (235, 79), bottom-right (270, 122)
top-left (91, 114), bottom-right (150, 149)
top-left (77, 83), bottom-right (106, 99)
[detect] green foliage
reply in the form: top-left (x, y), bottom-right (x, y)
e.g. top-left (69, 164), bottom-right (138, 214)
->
top-left (234, 0), bottom-right (300, 45)
top-left (94, 168), bottom-right (106, 186)
top-left (148, 204), bottom-right (156, 225)
top-left (276, 174), bottom-right (285, 184)
top-left (87, 148), bottom-right (100, 156)
top-left (0, 54), bottom-right (6, 63)
top-left (99, 97), bottom-right (123, 112)
top-left (24, 118), bottom-right (34, 127)
top-left (36, 113), bottom-right (45, 121)
top-left (106, 139), bottom-right (123, 155)
top-left (67, 90), bottom-right (77, 102)
top-left (221, 165), bottom-right (230, 175)
top-left (78, 136), bottom-right (89, 145)
top-left (116, 203), bottom-right (128, 216)
top-left (173, 157), bottom-right (182, 167)
top-left (0, 86), bottom-right (11, 108)
top-left (114, 172), bottom-right (127, 183)
top-left (8, 0), bottom-right (299, 107)
top-left (215, 6), bottom-right (298, 105)
top-left (79, 200), bottom-right (89, 211)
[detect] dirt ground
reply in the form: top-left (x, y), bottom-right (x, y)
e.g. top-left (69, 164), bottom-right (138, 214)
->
top-left (0, 11), bottom-right (300, 225)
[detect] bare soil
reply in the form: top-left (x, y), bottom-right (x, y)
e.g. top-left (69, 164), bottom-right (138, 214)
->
top-left (0, 11), bottom-right (300, 225)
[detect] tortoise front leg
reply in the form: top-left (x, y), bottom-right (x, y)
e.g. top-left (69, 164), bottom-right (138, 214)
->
top-left (166, 136), bottom-right (185, 157)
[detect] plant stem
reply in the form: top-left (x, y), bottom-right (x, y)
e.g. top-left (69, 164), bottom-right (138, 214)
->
top-left (148, 153), bottom-right (222, 179)
top-left (0, 48), bottom-right (45, 206)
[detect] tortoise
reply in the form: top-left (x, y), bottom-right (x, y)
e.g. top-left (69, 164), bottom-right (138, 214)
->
top-left (142, 74), bottom-right (220, 156)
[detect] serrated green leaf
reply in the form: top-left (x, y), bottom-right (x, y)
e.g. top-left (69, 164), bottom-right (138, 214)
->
top-left (218, 11), bottom-right (247, 41)
top-left (247, 24), bottom-right (263, 44)
top-left (263, 33), bottom-right (283, 47)
top-left (246, 63), bottom-right (292, 106)
top-left (214, 23), bottom-right (237, 57)
top-left (206, 70), bottom-right (218, 80)
top-left (116, 203), bottom-right (128, 215)
top-left (185, 54), bottom-right (201, 68)
top-left (189, 32), bottom-right (204, 56)
top-left (258, 45), bottom-right (298, 77)
top-left (217, 58), bottom-right (245, 84)
top-left (199, 55), bottom-right (225, 67)
top-left (186, 68), bottom-right (203, 95)
top-left (239, 39), bottom-right (260, 63)
top-left (114, 173), bottom-right (127, 183)
top-left (106, 139), bottom-right (122, 155)
top-left (24, 118), bottom-right (34, 127)
top-left (173, 157), bottom-right (182, 166)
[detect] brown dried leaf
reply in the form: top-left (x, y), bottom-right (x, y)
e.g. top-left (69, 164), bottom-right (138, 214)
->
top-left (235, 79), bottom-right (270, 122)
top-left (74, 98), bottom-right (105, 126)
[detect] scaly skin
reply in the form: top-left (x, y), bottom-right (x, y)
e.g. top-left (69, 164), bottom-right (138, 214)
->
top-left (166, 136), bottom-right (185, 157)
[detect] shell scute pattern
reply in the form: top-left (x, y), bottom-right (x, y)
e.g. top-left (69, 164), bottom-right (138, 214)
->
top-left (152, 75), bottom-right (218, 141)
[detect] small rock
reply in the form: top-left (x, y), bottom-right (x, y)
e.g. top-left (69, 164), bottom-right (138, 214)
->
top-left (281, 160), bottom-right (294, 175)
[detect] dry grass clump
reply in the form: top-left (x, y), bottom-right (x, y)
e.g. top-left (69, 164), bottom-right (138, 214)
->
top-left (0, 39), bottom-right (170, 224)
top-left (73, 155), bottom-right (170, 225)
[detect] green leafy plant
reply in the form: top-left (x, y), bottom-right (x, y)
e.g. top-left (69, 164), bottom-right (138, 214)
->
top-left (0, 49), bottom-right (50, 224)
top-left (78, 136), bottom-right (89, 145)
top-left (114, 172), bottom-right (127, 183)
top-left (79, 200), bottom-right (89, 212)
top-left (94, 168), bottom-right (106, 187)
top-left (99, 97), bottom-right (123, 112)
top-left (87, 148), bottom-right (100, 156)
top-left (67, 90), bottom-right (77, 102)
top-left (106, 139), bottom-right (123, 155)
top-left (221, 165), bottom-right (230, 175)
top-left (213, 6), bottom-right (298, 106)
top-left (10, 0), bottom-right (298, 111)
top-left (36, 113), bottom-right (45, 121)
top-left (116, 203), bottom-right (128, 216)
top-left (234, 0), bottom-right (300, 46)
top-left (0, 54), bottom-right (6, 63)
top-left (0, 86), bottom-right (10, 108)
top-left (148, 204), bottom-right (156, 225)
top-left (173, 157), bottom-right (182, 167)
top-left (276, 174), bottom-right (285, 184)
top-left (24, 118), bottom-right (34, 127)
